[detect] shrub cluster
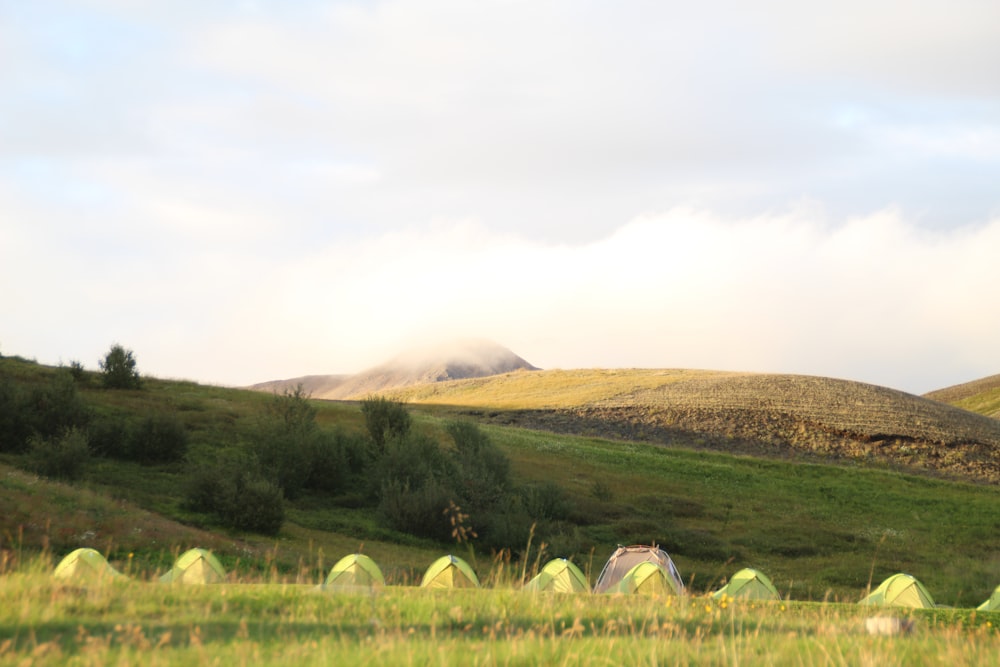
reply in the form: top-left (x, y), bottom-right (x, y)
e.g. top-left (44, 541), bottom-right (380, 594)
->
top-left (184, 453), bottom-right (285, 536)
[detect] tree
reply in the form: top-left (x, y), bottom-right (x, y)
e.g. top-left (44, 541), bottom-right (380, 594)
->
top-left (99, 344), bottom-right (141, 389)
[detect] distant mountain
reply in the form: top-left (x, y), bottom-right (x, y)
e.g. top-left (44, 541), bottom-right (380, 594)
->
top-left (248, 339), bottom-right (538, 400)
top-left (924, 373), bottom-right (1000, 419)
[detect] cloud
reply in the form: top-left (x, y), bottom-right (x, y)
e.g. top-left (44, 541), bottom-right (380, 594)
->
top-left (2, 1), bottom-right (999, 393)
top-left (169, 208), bottom-right (997, 393)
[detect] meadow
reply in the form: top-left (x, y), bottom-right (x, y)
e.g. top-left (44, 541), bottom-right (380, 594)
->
top-left (2, 354), bottom-right (999, 664)
top-left (0, 558), bottom-right (996, 666)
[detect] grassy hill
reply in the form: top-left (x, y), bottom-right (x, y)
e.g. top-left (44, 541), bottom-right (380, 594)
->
top-left (1, 356), bottom-right (998, 607)
top-left (385, 368), bottom-right (1000, 483)
top-left (925, 373), bottom-right (1000, 419)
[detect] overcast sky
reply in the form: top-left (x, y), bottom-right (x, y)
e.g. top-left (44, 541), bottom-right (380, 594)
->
top-left (2, 0), bottom-right (999, 394)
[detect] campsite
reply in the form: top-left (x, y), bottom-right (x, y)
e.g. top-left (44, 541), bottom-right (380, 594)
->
top-left (1, 352), bottom-right (998, 664)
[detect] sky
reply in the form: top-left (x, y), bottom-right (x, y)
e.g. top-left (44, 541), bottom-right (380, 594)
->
top-left (2, 0), bottom-right (999, 395)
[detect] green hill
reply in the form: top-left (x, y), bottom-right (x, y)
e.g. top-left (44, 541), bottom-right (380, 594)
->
top-left (1, 355), bottom-right (998, 606)
top-left (924, 373), bottom-right (1000, 419)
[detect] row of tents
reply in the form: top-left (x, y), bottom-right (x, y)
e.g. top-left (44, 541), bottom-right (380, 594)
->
top-left (51, 545), bottom-right (1000, 611)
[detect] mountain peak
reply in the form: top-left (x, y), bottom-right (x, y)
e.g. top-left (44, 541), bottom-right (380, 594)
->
top-left (249, 340), bottom-right (538, 399)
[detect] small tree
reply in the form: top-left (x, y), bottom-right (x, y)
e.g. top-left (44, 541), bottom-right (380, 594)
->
top-left (99, 344), bottom-right (141, 389)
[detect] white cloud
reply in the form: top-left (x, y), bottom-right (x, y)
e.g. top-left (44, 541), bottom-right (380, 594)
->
top-left (2, 1), bottom-right (1000, 392)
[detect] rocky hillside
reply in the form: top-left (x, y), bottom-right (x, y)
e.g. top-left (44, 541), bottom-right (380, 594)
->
top-left (388, 369), bottom-right (1000, 483)
top-left (250, 339), bottom-right (538, 399)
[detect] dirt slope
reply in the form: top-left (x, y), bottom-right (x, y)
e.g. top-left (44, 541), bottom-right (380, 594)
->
top-left (394, 370), bottom-right (1000, 483)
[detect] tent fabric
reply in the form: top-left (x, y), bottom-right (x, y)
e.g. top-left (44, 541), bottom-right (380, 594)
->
top-left (523, 558), bottom-right (589, 594)
top-left (159, 548), bottom-right (227, 584)
top-left (323, 554), bottom-right (385, 590)
top-left (420, 555), bottom-right (479, 589)
top-left (608, 562), bottom-right (680, 596)
top-left (978, 584), bottom-right (1000, 612)
top-left (594, 545), bottom-right (684, 594)
top-left (859, 573), bottom-right (935, 609)
top-left (712, 568), bottom-right (781, 601)
top-left (53, 548), bottom-right (122, 582)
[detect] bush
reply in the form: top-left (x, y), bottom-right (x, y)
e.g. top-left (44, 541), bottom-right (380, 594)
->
top-left (360, 395), bottom-right (411, 456)
top-left (0, 375), bottom-right (30, 453)
top-left (378, 477), bottom-right (453, 542)
top-left (184, 455), bottom-right (285, 536)
top-left (301, 428), bottom-right (350, 495)
top-left (87, 415), bottom-right (133, 458)
top-left (446, 420), bottom-right (511, 514)
top-left (520, 481), bottom-right (573, 521)
top-left (25, 371), bottom-right (90, 442)
top-left (99, 344), bottom-right (141, 389)
top-left (28, 427), bottom-right (90, 481)
top-left (226, 474), bottom-right (286, 535)
top-left (251, 386), bottom-right (319, 499)
top-left (131, 413), bottom-right (189, 464)
top-left (368, 432), bottom-right (455, 500)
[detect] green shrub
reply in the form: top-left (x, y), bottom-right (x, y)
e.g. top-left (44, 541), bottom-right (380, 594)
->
top-left (99, 344), bottom-right (141, 389)
top-left (301, 428), bottom-right (350, 494)
top-left (378, 477), bottom-right (453, 542)
top-left (131, 412), bottom-right (189, 464)
top-left (0, 374), bottom-right (30, 452)
top-left (184, 455), bottom-right (285, 536)
top-left (520, 481), bottom-right (573, 521)
top-left (87, 415), bottom-right (133, 458)
top-left (360, 395), bottom-right (411, 456)
top-left (28, 427), bottom-right (90, 481)
top-left (446, 420), bottom-right (511, 514)
top-left (226, 474), bottom-right (285, 535)
top-left (25, 371), bottom-right (90, 441)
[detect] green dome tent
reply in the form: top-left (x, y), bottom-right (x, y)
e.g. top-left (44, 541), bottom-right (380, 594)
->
top-left (323, 554), bottom-right (385, 591)
top-left (420, 555), bottom-right (479, 589)
top-left (594, 545), bottom-right (684, 594)
top-left (712, 568), bottom-right (781, 601)
top-left (859, 573), bottom-right (935, 609)
top-left (523, 558), bottom-right (589, 594)
top-left (159, 548), bottom-right (227, 584)
top-left (978, 584), bottom-right (1000, 612)
top-left (53, 548), bottom-right (122, 583)
top-left (607, 562), bottom-right (681, 597)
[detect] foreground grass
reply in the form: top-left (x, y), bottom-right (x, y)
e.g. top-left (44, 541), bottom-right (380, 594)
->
top-left (0, 564), bottom-right (996, 666)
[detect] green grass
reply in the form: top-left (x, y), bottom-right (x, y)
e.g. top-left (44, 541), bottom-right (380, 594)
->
top-left (0, 563), bottom-right (996, 666)
top-left (2, 356), bottom-right (999, 608)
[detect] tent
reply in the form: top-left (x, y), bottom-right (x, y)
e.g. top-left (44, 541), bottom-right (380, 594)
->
top-left (859, 573), bottom-right (935, 608)
top-left (607, 562), bottom-right (681, 596)
top-left (159, 548), bottom-right (227, 584)
top-left (420, 555), bottom-right (479, 589)
top-left (523, 558), bottom-right (589, 594)
top-left (712, 568), bottom-right (781, 601)
top-left (53, 548), bottom-right (122, 582)
top-left (594, 545), bottom-right (684, 594)
top-left (323, 554), bottom-right (385, 590)
top-left (978, 584), bottom-right (1000, 612)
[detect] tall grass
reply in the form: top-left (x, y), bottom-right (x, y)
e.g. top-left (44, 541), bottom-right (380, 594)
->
top-left (0, 555), bottom-right (996, 666)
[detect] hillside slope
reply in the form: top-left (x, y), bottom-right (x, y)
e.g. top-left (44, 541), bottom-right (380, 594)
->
top-left (388, 369), bottom-right (1000, 483)
top-left (924, 373), bottom-right (1000, 419)
top-left (250, 339), bottom-right (538, 399)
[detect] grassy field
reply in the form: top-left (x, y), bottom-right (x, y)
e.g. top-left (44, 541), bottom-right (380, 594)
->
top-left (0, 561), bottom-right (996, 666)
top-left (2, 356), bottom-right (999, 604)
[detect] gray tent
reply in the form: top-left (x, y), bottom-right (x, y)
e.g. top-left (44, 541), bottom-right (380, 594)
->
top-left (594, 545), bottom-right (684, 594)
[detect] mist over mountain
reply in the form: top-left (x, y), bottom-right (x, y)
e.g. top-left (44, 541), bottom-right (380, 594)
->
top-left (249, 339), bottom-right (538, 399)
